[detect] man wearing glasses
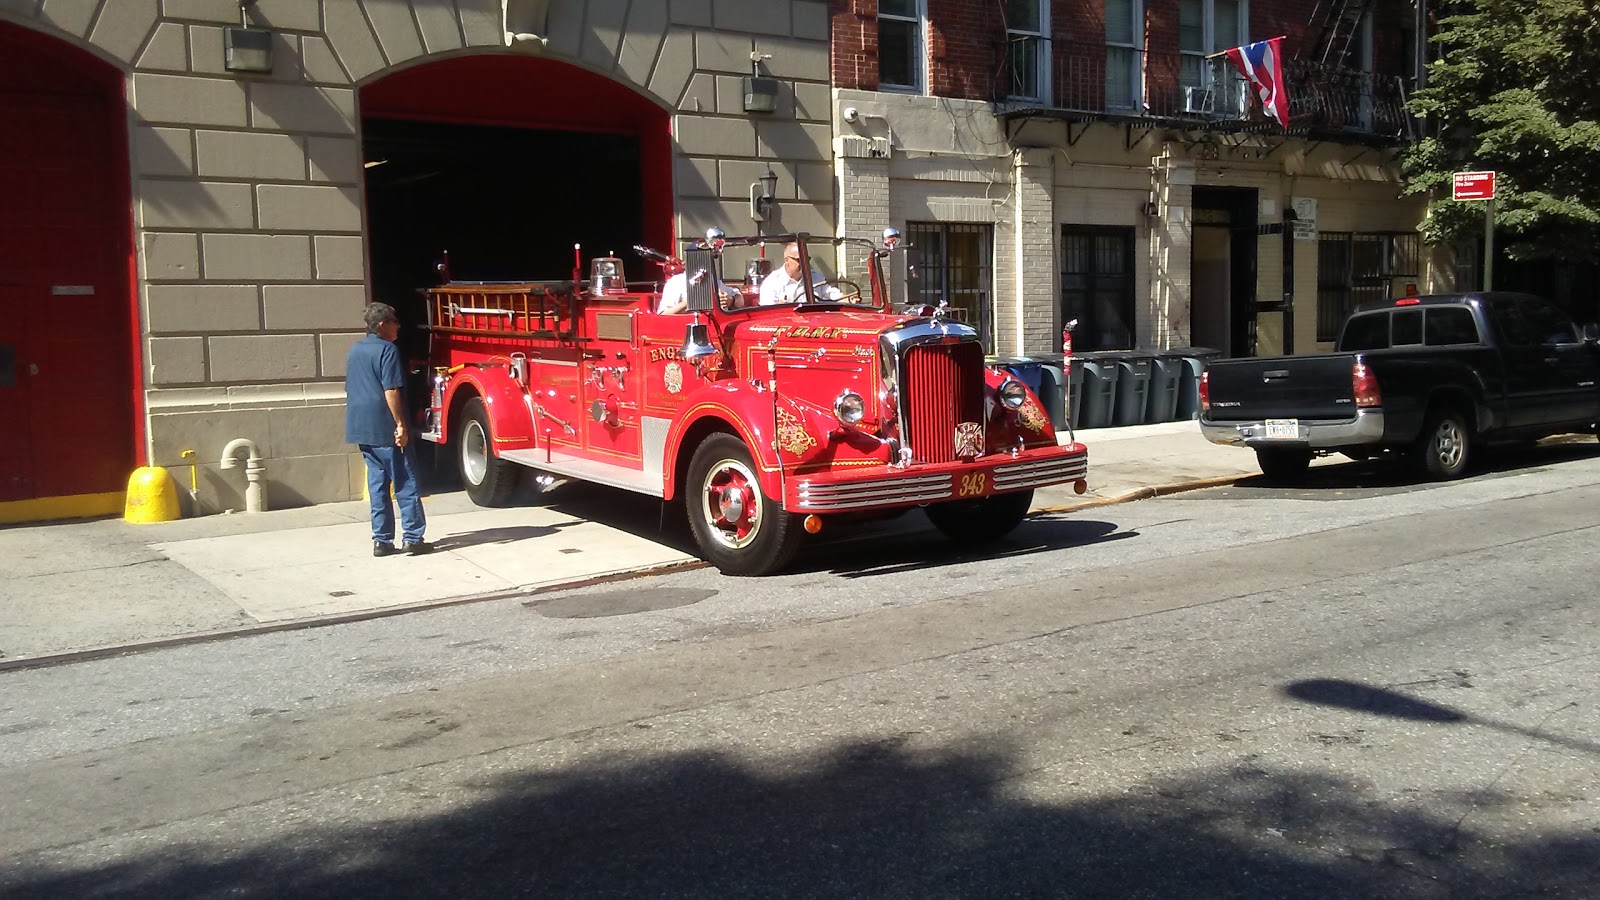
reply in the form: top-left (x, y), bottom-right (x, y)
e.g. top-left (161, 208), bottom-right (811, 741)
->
top-left (759, 242), bottom-right (843, 306)
top-left (345, 302), bottom-right (430, 557)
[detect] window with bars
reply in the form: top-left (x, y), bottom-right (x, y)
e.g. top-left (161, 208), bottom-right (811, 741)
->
top-left (906, 222), bottom-right (995, 352)
top-left (878, 0), bottom-right (923, 90)
top-left (1061, 226), bottom-right (1136, 351)
top-left (1316, 232), bottom-right (1421, 341)
top-left (1006, 0), bottom-right (1048, 101)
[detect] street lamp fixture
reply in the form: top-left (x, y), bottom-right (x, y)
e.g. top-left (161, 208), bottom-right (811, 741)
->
top-left (750, 166), bottom-right (779, 224)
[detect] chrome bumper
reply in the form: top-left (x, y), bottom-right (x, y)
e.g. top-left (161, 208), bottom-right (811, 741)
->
top-left (1200, 409), bottom-right (1386, 449)
top-left (790, 445), bottom-right (1089, 512)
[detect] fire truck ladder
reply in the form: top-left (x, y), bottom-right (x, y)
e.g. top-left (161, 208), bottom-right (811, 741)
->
top-left (1305, 0), bottom-right (1374, 68)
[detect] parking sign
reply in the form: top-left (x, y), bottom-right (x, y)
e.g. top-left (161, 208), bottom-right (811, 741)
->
top-left (1452, 171), bottom-right (1496, 201)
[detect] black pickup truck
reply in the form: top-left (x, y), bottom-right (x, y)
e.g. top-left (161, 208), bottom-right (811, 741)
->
top-left (1199, 292), bottom-right (1600, 482)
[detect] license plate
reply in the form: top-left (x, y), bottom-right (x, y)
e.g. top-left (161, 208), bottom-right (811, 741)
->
top-left (1263, 418), bottom-right (1299, 439)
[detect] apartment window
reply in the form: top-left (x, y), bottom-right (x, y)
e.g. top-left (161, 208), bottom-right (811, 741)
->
top-left (1105, 0), bottom-right (1142, 111)
top-left (1062, 227), bottom-right (1136, 352)
top-left (1316, 232), bottom-right (1421, 341)
top-left (1179, 0), bottom-right (1245, 115)
top-left (907, 222), bottom-right (995, 351)
top-left (1006, 0), bottom-right (1048, 101)
top-left (878, 0), bottom-right (923, 90)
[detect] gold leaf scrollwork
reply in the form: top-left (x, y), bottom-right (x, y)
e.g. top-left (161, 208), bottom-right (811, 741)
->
top-left (775, 406), bottom-right (817, 457)
top-left (1018, 400), bottom-right (1049, 434)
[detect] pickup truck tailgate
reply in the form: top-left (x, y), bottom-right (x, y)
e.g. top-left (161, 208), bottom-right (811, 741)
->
top-left (1205, 354), bottom-right (1359, 420)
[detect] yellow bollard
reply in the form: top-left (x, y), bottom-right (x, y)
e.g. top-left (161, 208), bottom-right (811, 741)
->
top-left (124, 466), bottom-right (181, 524)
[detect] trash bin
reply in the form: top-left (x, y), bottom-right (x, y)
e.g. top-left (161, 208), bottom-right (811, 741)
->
top-left (1146, 351), bottom-right (1186, 423)
top-left (1112, 352), bottom-right (1154, 427)
top-left (1168, 347), bottom-right (1221, 420)
top-left (1075, 353), bottom-right (1120, 429)
top-left (1067, 359), bottom-right (1085, 430)
top-left (1034, 352), bottom-right (1069, 430)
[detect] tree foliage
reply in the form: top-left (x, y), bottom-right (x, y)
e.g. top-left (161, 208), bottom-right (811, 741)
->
top-left (1403, 0), bottom-right (1600, 262)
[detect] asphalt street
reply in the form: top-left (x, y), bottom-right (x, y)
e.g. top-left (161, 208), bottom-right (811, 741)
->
top-left (1, 450), bottom-right (1597, 897)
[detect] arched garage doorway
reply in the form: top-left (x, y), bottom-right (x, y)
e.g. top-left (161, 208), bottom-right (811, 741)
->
top-left (360, 55), bottom-right (673, 351)
top-left (0, 23), bottom-right (137, 516)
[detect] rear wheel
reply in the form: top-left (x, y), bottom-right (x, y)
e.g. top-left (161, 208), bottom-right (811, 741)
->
top-left (685, 434), bottom-right (803, 576)
top-left (924, 490), bottom-right (1034, 544)
top-left (1415, 407), bottom-right (1471, 480)
top-left (1255, 447), bottom-right (1312, 484)
top-left (457, 397), bottom-right (518, 506)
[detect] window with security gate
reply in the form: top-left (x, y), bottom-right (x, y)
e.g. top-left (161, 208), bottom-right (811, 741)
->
top-left (907, 222), bottom-right (995, 352)
top-left (1316, 232), bottom-right (1420, 342)
top-left (1061, 226), bottom-right (1135, 351)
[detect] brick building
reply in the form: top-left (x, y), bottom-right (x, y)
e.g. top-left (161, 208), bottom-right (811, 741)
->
top-left (829, 0), bottom-right (1438, 358)
top-left (0, 0), bottom-right (832, 521)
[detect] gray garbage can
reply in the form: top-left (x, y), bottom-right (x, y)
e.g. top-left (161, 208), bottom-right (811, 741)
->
top-left (1034, 352), bottom-right (1068, 429)
top-left (1077, 357), bottom-right (1119, 429)
top-left (1168, 347), bottom-right (1221, 420)
top-left (1067, 359), bottom-right (1084, 430)
top-left (1147, 352), bottom-right (1185, 423)
top-left (1112, 353), bottom-right (1154, 426)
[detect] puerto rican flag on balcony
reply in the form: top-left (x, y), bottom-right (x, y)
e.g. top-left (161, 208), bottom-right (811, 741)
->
top-left (1224, 37), bottom-right (1290, 127)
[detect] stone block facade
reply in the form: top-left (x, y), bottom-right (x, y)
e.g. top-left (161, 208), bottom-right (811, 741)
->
top-left (1, 0), bottom-right (833, 514)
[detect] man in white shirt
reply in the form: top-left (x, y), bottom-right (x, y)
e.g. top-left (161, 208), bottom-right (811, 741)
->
top-left (656, 269), bottom-right (740, 315)
top-left (759, 243), bottom-right (843, 306)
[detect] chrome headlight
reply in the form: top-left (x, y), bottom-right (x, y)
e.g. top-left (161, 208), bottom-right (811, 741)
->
top-left (999, 378), bottom-right (1028, 409)
top-left (834, 390), bottom-right (866, 426)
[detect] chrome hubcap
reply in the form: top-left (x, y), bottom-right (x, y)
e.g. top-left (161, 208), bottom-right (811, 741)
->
top-left (1434, 420), bottom-right (1464, 469)
top-left (462, 420), bottom-right (488, 485)
top-left (702, 458), bottom-right (760, 550)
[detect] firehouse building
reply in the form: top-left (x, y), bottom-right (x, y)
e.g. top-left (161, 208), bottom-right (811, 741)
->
top-left (0, 0), bottom-right (833, 521)
top-left (1, 0), bottom-right (1432, 521)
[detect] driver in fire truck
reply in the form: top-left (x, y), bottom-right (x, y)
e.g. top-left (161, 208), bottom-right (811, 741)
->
top-left (759, 242), bottom-right (844, 305)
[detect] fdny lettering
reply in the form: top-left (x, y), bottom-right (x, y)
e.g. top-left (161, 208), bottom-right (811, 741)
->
top-left (774, 326), bottom-right (847, 340)
top-left (649, 347), bottom-right (682, 363)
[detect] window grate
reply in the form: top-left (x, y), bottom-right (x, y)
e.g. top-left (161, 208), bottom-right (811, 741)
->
top-left (907, 222), bottom-right (995, 352)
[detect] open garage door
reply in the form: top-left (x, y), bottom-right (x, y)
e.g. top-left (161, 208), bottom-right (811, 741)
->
top-left (0, 24), bottom-right (136, 514)
top-left (361, 56), bottom-right (673, 357)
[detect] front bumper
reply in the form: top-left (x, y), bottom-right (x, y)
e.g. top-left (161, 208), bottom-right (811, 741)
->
top-left (1200, 409), bottom-right (1386, 449)
top-left (788, 443), bottom-right (1089, 512)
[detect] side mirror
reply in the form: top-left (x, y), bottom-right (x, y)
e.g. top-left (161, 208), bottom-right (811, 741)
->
top-left (1582, 322), bottom-right (1600, 343)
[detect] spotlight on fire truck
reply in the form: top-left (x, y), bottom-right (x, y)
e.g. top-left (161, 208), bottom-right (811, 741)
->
top-left (999, 378), bottom-right (1028, 409)
top-left (882, 227), bottom-right (901, 249)
top-left (703, 227), bottom-right (726, 251)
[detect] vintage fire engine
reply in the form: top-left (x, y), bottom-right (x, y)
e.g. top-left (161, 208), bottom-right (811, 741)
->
top-left (419, 228), bottom-right (1089, 576)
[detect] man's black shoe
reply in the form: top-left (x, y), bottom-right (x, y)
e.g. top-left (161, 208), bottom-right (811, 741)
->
top-left (402, 541), bottom-right (433, 556)
top-left (373, 542), bottom-right (397, 558)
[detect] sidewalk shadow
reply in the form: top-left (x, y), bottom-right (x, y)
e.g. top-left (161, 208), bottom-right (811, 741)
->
top-left (6, 736), bottom-right (1595, 897)
top-left (430, 524), bottom-right (567, 552)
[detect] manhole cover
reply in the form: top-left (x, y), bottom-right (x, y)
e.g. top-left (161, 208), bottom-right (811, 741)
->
top-left (527, 588), bottom-right (718, 619)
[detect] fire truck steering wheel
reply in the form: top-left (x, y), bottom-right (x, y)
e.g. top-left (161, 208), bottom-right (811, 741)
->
top-left (819, 279), bottom-right (863, 304)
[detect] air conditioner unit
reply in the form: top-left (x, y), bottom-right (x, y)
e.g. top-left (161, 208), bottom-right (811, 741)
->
top-left (1183, 86), bottom-right (1214, 115)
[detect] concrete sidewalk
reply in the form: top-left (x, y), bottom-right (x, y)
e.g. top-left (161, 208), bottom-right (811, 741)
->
top-left (0, 420), bottom-right (1265, 667)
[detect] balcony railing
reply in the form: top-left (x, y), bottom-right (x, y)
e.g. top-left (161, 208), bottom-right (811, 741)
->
top-left (995, 36), bottom-right (1412, 141)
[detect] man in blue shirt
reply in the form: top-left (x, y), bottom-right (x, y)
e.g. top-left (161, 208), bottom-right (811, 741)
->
top-left (346, 302), bottom-right (430, 556)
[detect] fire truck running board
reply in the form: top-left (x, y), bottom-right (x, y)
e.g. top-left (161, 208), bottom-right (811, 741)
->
top-left (498, 449), bottom-right (665, 498)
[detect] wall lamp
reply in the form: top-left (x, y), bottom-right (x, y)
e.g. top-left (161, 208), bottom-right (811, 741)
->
top-left (743, 50), bottom-right (778, 113)
top-left (224, 26), bottom-right (274, 73)
top-left (750, 166), bottom-right (779, 224)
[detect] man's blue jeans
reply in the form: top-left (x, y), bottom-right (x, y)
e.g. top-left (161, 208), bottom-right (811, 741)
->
top-left (360, 444), bottom-right (426, 545)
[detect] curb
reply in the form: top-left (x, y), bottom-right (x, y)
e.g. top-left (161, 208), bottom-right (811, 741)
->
top-left (3, 474), bottom-right (1248, 673)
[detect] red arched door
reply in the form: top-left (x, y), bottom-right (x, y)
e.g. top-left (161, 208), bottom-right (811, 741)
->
top-left (0, 25), bottom-right (135, 506)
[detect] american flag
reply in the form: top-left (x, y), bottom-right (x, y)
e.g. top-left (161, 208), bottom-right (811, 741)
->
top-left (1224, 37), bottom-right (1290, 128)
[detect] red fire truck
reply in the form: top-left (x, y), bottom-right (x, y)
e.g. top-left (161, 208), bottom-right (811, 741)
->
top-left (419, 228), bottom-right (1088, 575)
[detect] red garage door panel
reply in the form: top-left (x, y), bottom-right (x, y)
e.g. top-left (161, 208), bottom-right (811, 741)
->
top-left (0, 92), bottom-right (133, 502)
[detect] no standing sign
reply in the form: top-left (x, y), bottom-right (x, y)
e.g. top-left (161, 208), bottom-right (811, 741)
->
top-left (1452, 171), bottom-right (1497, 201)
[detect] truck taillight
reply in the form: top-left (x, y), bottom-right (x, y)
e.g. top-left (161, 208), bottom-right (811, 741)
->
top-left (1352, 362), bottom-right (1381, 408)
top-left (1198, 369), bottom-right (1210, 413)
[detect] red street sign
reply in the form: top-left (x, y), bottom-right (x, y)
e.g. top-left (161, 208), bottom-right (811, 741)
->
top-left (1452, 171), bottom-right (1496, 201)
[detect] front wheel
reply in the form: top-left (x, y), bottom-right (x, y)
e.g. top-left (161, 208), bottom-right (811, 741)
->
top-left (924, 490), bottom-right (1033, 544)
top-left (1414, 407), bottom-right (1471, 480)
top-left (457, 397), bottom-right (519, 506)
top-left (685, 434), bottom-right (803, 576)
top-left (1255, 447), bottom-right (1312, 484)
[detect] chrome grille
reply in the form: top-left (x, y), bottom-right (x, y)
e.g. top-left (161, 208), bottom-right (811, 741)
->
top-left (903, 342), bottom-right (985, 463)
